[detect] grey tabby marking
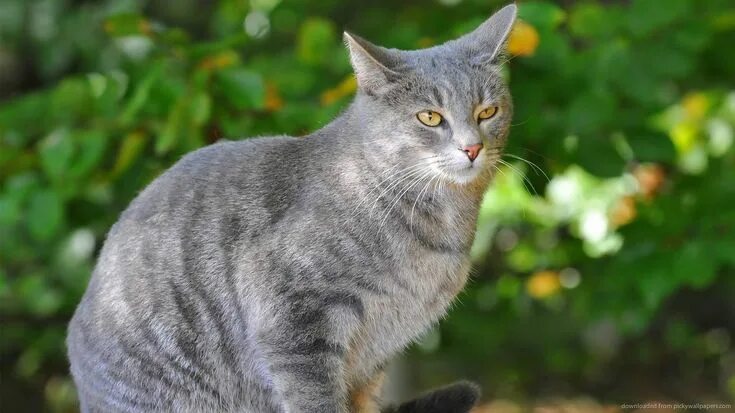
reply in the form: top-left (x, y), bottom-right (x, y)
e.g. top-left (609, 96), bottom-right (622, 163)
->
top-left (67, 4), bottom-right (517, 412)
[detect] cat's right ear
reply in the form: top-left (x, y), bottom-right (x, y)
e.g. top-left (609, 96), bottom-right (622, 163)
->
top-left (344, 32), bottom-right (403, 95)
top-left (456, 3), bottom-right (517, 67)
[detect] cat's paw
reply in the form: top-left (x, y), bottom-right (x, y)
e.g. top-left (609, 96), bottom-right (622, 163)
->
top-left (381, 380), bottom-right (481, 413)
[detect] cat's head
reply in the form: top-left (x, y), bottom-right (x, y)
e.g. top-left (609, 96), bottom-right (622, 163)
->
top-left (345, 4), bottom-right (516, 187)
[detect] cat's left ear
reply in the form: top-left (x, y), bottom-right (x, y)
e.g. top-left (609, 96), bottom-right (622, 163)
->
top-left (344, 32), bottom-right (404, 95)
top-left (456, 3), bottom-right (517, 67)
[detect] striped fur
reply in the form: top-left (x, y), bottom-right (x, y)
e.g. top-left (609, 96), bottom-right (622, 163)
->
top-left (67, 5), bottom-right (516, 412)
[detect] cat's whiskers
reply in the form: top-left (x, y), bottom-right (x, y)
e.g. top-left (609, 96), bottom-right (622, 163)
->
top-left (367, 167), bottom-right (434, 218)
top-left (350, 157), bottom-right (438, 217)
top-left (491, 162), bottom-right (529, 220)
top-left (495, 158), bottom-right (538, 195)
top-left (503, 153), bottom-right (550, 183)
top-left (366, 160), bottom-right (441, 218)
top-left (377, 166), bottom-right (438, 235)
top-left (490, 159), bottom-right (508, 180)
top-left (511, 147), bottom-right (553, 163)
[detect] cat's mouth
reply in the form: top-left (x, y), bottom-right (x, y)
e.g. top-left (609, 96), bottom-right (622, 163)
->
top-left (451, 167), bottom-right (482, 184)
top-left (442, 158), bottom-right (485, 185)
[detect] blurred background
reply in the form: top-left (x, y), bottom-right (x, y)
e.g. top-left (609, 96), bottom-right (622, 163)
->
top-left (1, 0), bottom-right (734, 411)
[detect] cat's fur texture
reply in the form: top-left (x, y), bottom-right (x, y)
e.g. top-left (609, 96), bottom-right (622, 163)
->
top-left (67, 4), bottom-right (516, 412)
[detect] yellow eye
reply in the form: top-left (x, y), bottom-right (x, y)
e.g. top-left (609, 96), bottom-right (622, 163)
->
top-left (477, 106), bottom-right (498, 121)
top-left (417, 110), bottom-right (443, 127)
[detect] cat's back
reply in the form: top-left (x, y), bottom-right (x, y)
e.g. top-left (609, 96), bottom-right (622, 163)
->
top-left (72, 135), bottom-right (310, 319)
top-left (67, 135), bottom-right (308, 412)
top-left (90, 135), bottom-right (310, 293)
top-left (122, 136), bottom-right (305, 226)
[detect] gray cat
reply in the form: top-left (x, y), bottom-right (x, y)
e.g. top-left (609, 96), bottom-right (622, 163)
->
top-left (67, 4), bottom-right (517, 412)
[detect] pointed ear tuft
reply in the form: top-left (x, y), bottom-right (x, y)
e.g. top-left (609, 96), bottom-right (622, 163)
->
top-left (343, 32), bottom-right (402, 95)
top-left (458, 3), bottom-right (517, 67)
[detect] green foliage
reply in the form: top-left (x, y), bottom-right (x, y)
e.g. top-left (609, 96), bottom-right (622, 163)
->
top-left (1, 0), bottom-right (734, 410)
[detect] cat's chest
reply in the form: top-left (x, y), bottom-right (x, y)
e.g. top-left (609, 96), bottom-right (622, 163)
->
top-left (346, 250), bottom-right (471, 381)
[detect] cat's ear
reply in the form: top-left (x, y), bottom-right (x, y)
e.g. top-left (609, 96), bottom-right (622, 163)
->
top-left (344, 32), bottom-right (403, 94)
top-left (456, 3), bottom-right (517, 67)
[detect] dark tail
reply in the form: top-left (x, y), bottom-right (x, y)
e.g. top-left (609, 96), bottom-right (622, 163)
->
top-left (382, 381), bottom-right (481, 413)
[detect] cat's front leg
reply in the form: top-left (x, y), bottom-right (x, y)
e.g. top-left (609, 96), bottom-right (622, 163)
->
top-left (268, 350), bottom-right (348, 413)
top-left (256, 297), bottom-right (361, 413)
top-left (349, 371), bottom-right (385, 413)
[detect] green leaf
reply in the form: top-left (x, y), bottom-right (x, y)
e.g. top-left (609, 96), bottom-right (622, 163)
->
top-left (15, 348), bottom-right (42, 379)
top-left (569, 3), bottom-right (619, 39)
top-left (15, 274), bottom-right (62, 317)
top-left (636, 41), bottom-right (694, 80)
top-left (212, 0), bottom-right (250, 37)
top-left (507, 243), bottom-right (538, 272)
top-left (637, 260), bottom-right (677, 310)
top-left (4, 173), bottom-right (40, 204)
top-left (0, 267), bottom-right (8, 297)
top-left (496, 275), bottom-right (521, 299)
top-left (518, 1), bottom-right (566, 31)
top-left (104, 13), bottom-right (152, 37)
top-left (27, 190), bottom-right (64, 242)
top-left (156, 98), bottom-right (187, 155)
top-left (216, 68), bottom-right (265, 109)
top-left (69, 131), bottom-right (108, 178)
top-left (523, 29), bottom-right (571, 70)
top-left (120, 64), bottom-right (164, 125)
top-left (566, 89), bottom-right (615, 135)
top-left (0, 196), bottom-right (21, 227)
top-left (713, 239), bottom-right (735, 266)
top-left (0, 92), bottom-right (49, 141)
top-left (50, 78), bottom-right (93, 124)
top-left (613, 58), bottom-right (661, 106)
top-left (190, 92), bottom-right (212, 126)
top-left (297, 18), bottom-right (337, 65)
top-left (112, 132), bottom-right (147, 177)
top-left (674, 243), bottom-right (717, 289)
top-left (626, 133), bottom-right (677, 162)
top-left (39, 129), bottom-right (74, 182)
top-left (627, 0), bottom-right (691, 37)
top-left (575, 136), bottom-right (626, 178)
top-left (589, 40), bottom-right (630, 85)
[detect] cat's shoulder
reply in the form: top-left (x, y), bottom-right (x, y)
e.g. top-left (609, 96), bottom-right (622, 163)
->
top-left (120, 135), bottom-right (304, 221)
top-left (179, 135), bottom-right (299, 164)
top-left (160, 134), bottom-right (309, 179)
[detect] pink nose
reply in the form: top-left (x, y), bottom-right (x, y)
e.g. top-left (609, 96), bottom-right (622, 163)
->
top-left (462, 143), bottom-right (483, 162)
